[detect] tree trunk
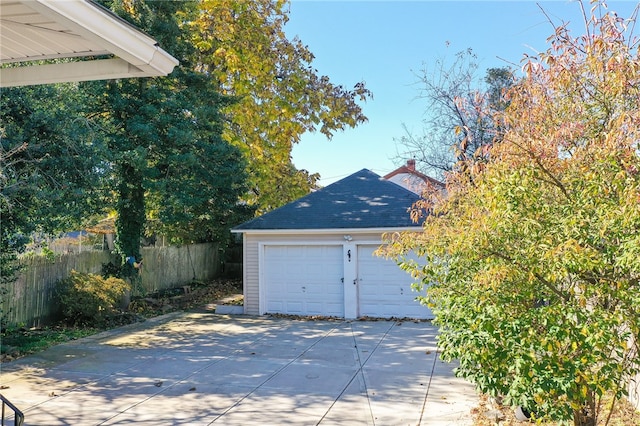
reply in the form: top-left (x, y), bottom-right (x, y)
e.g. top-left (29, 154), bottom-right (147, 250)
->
top-left (573, 394), bottom-right (597, 426)
top-left (573, 410), bottom-right (595, 426)
top-left (115, 163), bottom-right (145, 276)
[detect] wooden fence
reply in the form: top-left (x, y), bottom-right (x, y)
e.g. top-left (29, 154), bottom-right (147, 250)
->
top-left (2, 243), bottom-right (220, 327)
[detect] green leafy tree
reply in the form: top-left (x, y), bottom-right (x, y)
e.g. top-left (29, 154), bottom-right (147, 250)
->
top-left (188, 0), bottom-right (372, 213)
top-left (146, 136), bottom-right (250, 245)
top-left (395, 49), bottom-right (514, 180)
top-left (381, 3), bottom-right (640, 425)
top-left (1, 84), bottom-right (105, 283)
top-left (86, 0), bottom-right (248, 272)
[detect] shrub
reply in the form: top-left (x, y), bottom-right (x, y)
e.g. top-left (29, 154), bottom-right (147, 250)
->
top-left (56, 270), bottom-right (130, 326)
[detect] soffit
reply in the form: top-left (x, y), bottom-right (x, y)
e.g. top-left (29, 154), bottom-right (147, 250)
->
top-left (0, 0), bottom-right (178, 87)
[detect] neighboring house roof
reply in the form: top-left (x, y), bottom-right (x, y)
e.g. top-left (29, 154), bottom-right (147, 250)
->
top-left (383, 159), bottom-right (444, 195)
top-left (0, 0), bottom-right (178, 87)
top-left (233, 169), bottom-right (421, 231)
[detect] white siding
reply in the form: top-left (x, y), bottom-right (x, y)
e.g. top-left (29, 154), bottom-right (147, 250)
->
top-left (242, 233), bottom-right (260, 315)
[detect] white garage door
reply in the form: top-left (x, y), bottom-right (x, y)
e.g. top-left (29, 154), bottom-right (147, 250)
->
top-left (357, 245), bottom-right (432, 319)
top-left (263, 245), bottom-right (344, 317)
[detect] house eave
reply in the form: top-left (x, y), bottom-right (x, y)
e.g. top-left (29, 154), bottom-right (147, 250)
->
top-left (231, 226), bottom-right (423, 235)
top-left (0, 0), bottom-right (178, 87)
top-left (1, 58), bottom-right (157, 87)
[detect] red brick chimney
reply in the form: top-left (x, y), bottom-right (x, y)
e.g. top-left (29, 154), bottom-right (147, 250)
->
top-left (407, 159), bottom-right (416, 171)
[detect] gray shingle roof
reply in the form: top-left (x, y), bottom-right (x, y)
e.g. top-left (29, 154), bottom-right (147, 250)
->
top-left (233, 169), bottom-right (421, 231)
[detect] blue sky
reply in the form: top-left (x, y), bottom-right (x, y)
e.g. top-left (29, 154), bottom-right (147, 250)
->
top-left (285, 1), bottom-right (638, 185)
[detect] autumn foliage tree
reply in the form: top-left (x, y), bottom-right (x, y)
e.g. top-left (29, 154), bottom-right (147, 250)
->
top-left (187, 0), bottom-right (372, 212)
top-left (382, 3), bottom-right (640, 425)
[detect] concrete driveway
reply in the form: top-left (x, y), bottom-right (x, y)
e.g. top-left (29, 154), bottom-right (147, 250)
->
top-left (0, 313), bottom-right (478, 425)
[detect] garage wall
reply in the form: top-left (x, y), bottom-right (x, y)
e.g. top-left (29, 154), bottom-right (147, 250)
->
top-left (242, 231), bottom-right (385, 316)
top-left (243, 233), bottom-right (260, 315)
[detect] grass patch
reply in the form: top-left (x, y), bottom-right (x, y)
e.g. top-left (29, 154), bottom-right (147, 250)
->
top-left (1, 326), bottom-right (98, 362)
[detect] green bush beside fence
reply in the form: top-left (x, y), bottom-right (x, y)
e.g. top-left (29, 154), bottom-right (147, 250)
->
top-left (1, 243), bottom-right (220, 328)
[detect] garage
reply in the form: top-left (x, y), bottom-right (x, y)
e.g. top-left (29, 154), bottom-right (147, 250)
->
top-left (263, 245), bottom-right (344, 316)
top-left (233, 169), bottom-right (439, 320)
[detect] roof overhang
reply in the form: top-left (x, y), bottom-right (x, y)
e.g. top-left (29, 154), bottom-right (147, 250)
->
top-left (0, 0), bottom-right (178, 87)
top-left (231, 227), bottom-right (424, 235)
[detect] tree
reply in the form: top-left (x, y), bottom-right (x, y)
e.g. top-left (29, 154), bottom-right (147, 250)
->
top-left (1, 84), bottom-right (105, 283)
top-left (187, 0), bottom-right (372, 213)
top-left (381, 3), bottom-right (640, 425)
top-left (395, 49), bottom-right (514, 180)
top-left (87, 0), bottom-right (248, 272)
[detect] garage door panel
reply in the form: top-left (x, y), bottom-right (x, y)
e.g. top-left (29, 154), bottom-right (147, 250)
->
top-left (360, 302), bottom-right (427, 319)
top-left (359, 299), bottom-right (429, 319)
top-left (266, 300), bottom-right (283, 312)
top-left (359, 286), bottom-right (378, 297)
top-left (327, 283), bottom-right (342, 295)
top-left (263, 245), bottom-right (344, 317)
top-left (306, 263), bottom-right (326, 276)
top-left (285, 301), bottom-right (304, 314)
top-left (357, 245), bottom-right (432, 319)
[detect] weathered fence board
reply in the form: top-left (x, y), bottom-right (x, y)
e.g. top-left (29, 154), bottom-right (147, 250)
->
top-left (1, 243), bottom-right (219, 327)
top-left (140, 243), bottom-right (220, 293)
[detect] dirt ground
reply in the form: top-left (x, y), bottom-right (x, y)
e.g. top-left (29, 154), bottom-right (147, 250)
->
top-left (128, 277), bottom-right (243, 315)
top-left (471, 392), bottom-right (640, 425)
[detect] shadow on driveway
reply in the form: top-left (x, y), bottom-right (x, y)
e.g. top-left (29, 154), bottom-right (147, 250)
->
top-left (0, 313), bottom-right (478, 425)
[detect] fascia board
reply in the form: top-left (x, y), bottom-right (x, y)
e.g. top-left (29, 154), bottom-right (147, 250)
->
top-left (230, 227), bottom-right (424, 235)
top-left (0, 57), bottom-right (150, 87)
top-left (25, 0), bottom-right (178, 75)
